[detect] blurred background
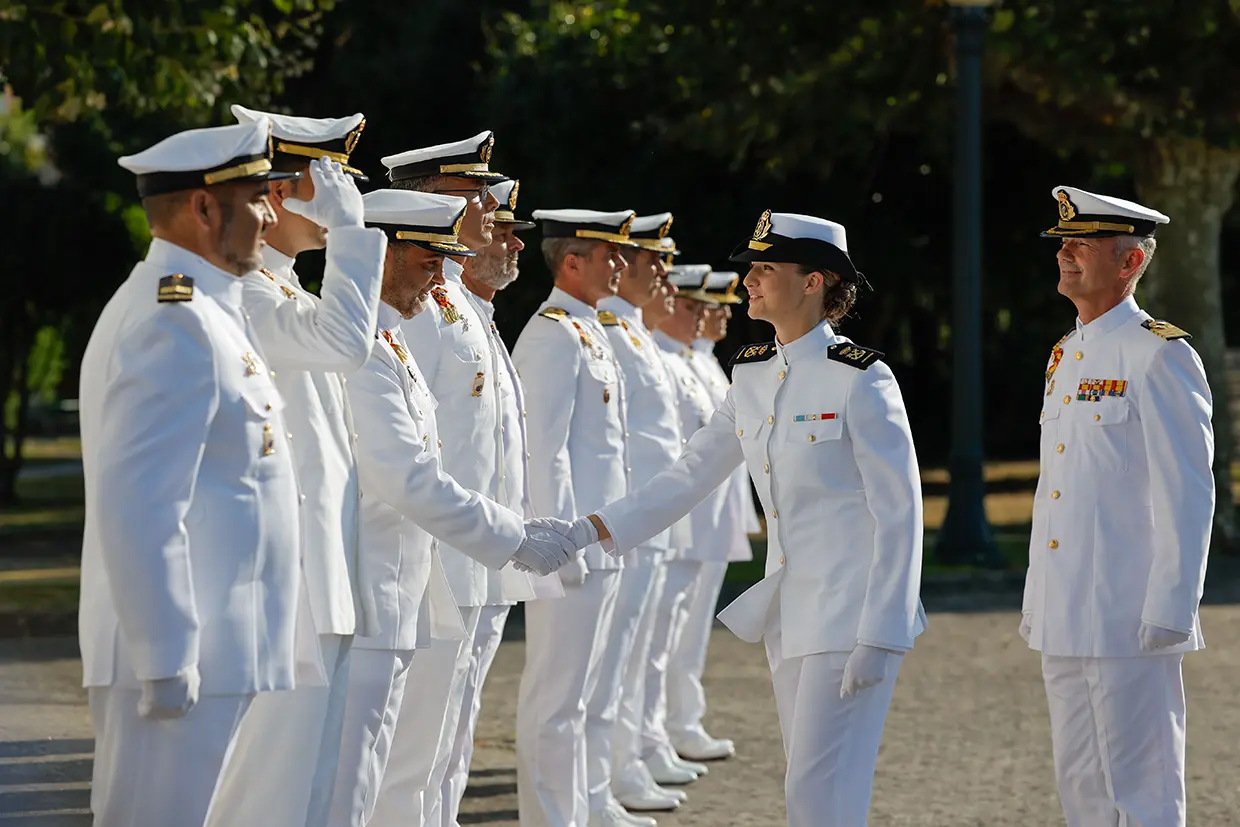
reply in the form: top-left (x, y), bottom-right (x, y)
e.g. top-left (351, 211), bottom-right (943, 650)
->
top-left (2, 0), bottom-right (1240, 605)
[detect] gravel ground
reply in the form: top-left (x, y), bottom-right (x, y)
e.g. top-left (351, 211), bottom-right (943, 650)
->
top-left (3, 606), bottom-right (1240, 825)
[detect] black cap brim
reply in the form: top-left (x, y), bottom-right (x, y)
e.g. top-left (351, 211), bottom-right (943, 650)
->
top-left (496, 218), bottom-right (536, 230)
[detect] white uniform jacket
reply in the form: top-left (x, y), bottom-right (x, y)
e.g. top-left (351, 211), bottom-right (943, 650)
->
top-left (598, 321), bottom-right (926, 658)
top-left (597, 297), bottom-right (683, 552)
top-left (690, 338), bottom-right (760, 562)
top-left (243, 231), bottom-right (386, 638)
top-left (79, 239), bottom-right (303, 694)
top-left (1023, 296), bottom-right (1214, 658)
top-left (653, 331), bottom-right (732, 562)
top-left (347, 304), bottom-right (526, 651)
top-left (512, 287), bottom-right (629, 571)
top-left (402, 261), bottom-right (505, 607)
top-left (475, 293), bottom-right (556, 602)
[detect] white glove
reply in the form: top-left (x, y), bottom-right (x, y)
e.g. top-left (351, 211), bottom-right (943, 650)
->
top-left (1019, 613), bottom-right (1032, 643)
top-left (510, 523), bottom-right (576, 577)
top-left (281, 156), bottom-right (364, 229)
top-left (1138, 621), bottom-right (1191, 652)
top-left (138, 664), bottom-right (201, 720)
top-left (565, 516), bottom-right (599, 550)
top-left (840, 645), bottom-right (895, 699)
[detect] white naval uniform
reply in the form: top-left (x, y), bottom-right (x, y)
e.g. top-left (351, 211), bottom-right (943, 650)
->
top-left (328, 303), bottom-right (525, 827)
top-left (668, 339), bottom-right (761, 747)
top-left (209, 230), bottom-right (386, 827)
top-left (513, 287), bottom-right (629, 827)
top-left (590, 297), bottom-right (685, 811)
top-left (1023, 297), bottom-right (1213, 827)
top-left (79, 239), bottom-right (307, 827)
top-left (637, 331), bottom-right (729, 766)
top-left (440, 289), bottom-right (560, 827)
top-left (596, 320), bottom-right (926, 827)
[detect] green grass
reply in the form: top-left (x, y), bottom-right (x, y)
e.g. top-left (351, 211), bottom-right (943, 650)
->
top-left (0, 579), bottom-right (79, 612)
top-left (0, 471), bottom-right (85, 536)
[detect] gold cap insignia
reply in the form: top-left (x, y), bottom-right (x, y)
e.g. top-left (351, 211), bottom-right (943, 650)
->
top-left (508, 180), bottom-right (520, 210)
top-left (1057, 191), bottom-right (1077, 222)
top-left (451, 208), bottom-right (465, 236)
top-left (480, 134), bottom-right (494, 164)
top-left (344, 118), bottom-right (366, 156)
top-left (619, 213), bottom-right (633, 237)
top-left (658, 215), bottom-right (673, 238)
top-left (753, 209), bottom-right (773, 240)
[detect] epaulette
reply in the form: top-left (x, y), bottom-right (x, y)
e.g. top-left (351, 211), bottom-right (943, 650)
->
top-left (597, 310), bottom-right (620, 326)
top-left (259, 268), bottom-right (297, 300)
top-left (827, 342), bottom-right (884, 370)
top-left (1142, 319), bottom-right (1192, 342)
top-left (539, 307), bottom-right (569, 320)
top-left (157, 273), bottom-right (193, 303)
top-left (730, 342), bottom-right (776, 365)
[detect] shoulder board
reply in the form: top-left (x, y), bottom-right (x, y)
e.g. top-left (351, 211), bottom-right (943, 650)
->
top-left (730, 342), bottom-right (776, 365)
top-left (539, 306), bottom-right (569, 320)
top-left (597, 310), bottom-right (620, 326)
top-left (827, 342), bottom-right (884, 370)
top-left (157, 273), bottom-right (193, 303)
top-left (1052, 327), bottom-right (1074, 349)
top-left (1142, 319), bottom-right (1191, 342)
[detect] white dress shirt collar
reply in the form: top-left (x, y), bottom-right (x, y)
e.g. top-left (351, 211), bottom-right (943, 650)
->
top-left (378, 301), bottom-right (406, 332)
top-left (442, 257), bottom-right (465, 285)
top-left (548, 285), bottom-right (598, 319)
top-left (259, 242), bottom-right (297, 279)
top-left (778, 319), bottom-right (835, 365)
top-left (144, 238), bottom-right (245, 306)
top-left (1075, 295), bottom-right (1140, 342)
top-left (653, 329), bottom-right (691, 355)
top-left (598, 294), bottom-right (642, 321)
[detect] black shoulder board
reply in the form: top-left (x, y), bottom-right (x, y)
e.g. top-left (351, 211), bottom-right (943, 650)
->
top-left (827, 342), bottom-right (884, 369)
top-left (730, 342), bottom-right (776, 365)
top-left (539, 306), bottom-right (569, 320)
top-left (597, 310), bottom-right (620, 326)
top-left (157, 273), bottom-right (193, 303)
top-left (1142, 319), bottom-right (1191, 342)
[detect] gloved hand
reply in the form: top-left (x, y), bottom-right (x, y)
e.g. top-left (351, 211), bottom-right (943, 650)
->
top-left (138, 664), bottom-right (201, 720)
top-left (281, 156), bottom-right (365, 229)
top-left (565, 516), bottom-right (599, 550)
top-left (510, 523), bottom-right (576, 577)
top-left (840, 644), bottom-right (895, 699)
top-left (1019, 613), bottom-right (1032, 643)
top-left (1138, 621), bottom-right (1191, 653)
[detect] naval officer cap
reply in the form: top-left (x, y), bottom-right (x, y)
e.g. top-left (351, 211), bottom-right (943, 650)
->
top-left (1041, 186), bottom-right (1169, 239)
top-left (491, 179), bottom-right (536, 230)
top-left (696, 270), bottom-right (744, 305)
top-left (533, 209), bottom-right (638, 246)
top-left (657, 235), bottom-right (680, 268)
top-left (117, 117), bottom-right (299, 199)
top-left (381, 131), bottom-right (508, 184)
top-left (231, 104), bottom-right (368, 180)
top-left (667, 263), bottom-right (712, 293)
top-left (729, 210), bottom-right (861, 283)
top-left (627, 213), bottom-right (675, 252)
top-left (362, 190), bottom-right (475, 256)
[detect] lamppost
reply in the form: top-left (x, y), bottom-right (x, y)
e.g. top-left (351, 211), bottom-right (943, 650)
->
top-left (936, 0), bottom-right (1001, 567)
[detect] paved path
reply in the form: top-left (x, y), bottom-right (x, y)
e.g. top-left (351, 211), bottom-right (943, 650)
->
top-left (3, 606), bottom-right (1240, 825)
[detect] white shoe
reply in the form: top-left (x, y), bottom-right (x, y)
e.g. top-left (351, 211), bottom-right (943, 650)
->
top-left (643, 749), bottom-right (699, 785)
top-left (672, 730), bottom-right (736, 761)
top-left (611, 799), bottom-right (657, 826)
top-left (589, 805), bottom-right (638, 827)
top-left (670, 752), bottom-right (708, 776)
top-left (615, 786), bottom-right (680, 812)
top-left (614, 765), bottom-right (688, 805)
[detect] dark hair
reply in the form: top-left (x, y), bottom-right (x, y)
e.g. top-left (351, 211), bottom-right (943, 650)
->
top-left (796, 263), bottom-right (857, 325)
top-left (390, 175), bottom-right (448, 193)
top-left (271, 154), bottom-right (311, 175)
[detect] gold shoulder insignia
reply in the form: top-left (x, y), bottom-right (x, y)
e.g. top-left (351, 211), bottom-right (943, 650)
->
top-left (597, 310), bottom-right (620, 326)
top-left (1142, 319), bottom-right (1192, 342)
top-left (730, 341), bottom-right (777, 365)
top-left (539, 306), bottom-right (569, 320)
top-left (157, 273), bottom-right (193, 303)
top-left (827, 342), bottom-right (884, 370)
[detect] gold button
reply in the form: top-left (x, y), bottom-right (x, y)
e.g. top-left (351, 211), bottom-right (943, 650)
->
top-left (265, 403), bottom-right (272, 411)
top-left (737, 429), bottom-right (744, 437)
top-left (771, 510), bottom-right (778, 519)
top-left (764, 463), bottom-right (770, 473)
top-left (300, 493), bottom-right (307, 503)
top-left (808, 435), bottom-right (816, 442)
top-left (1075, 351), bottom-right (1083, 360)
top-left (286, 431), bottom-right (293, 441)
top-left (1051, 490), bottom-right (1060, 499)
top-left (767, 415), bottom-right (774, 424)
top-left (353, 433), bottom-right (359, 442)
top-left (270, 370), bottom-right (277, 379)
top-left (1056, 443), bottom-right (1064, 453)
top-left (1063, 395), bottom-right (1070, 405)
top-left (779, 556), bottom-right (785, 565)
top-left (437, 439), bottom-right (443, 448)
top-left (1094, 414), bottom-right (1101, 422)
top-left (778, 370), bottom-right (786, 380)
top-left (1048, 539), bottom-right (1059, 549)
top-left (423, 435), bottom-right (428, 443)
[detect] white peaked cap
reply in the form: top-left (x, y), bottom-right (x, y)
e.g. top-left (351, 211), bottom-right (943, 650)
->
top-left (362, 190), bottom-right (474, 256)
top-left (1043, 185), bottom-right (1169, 238)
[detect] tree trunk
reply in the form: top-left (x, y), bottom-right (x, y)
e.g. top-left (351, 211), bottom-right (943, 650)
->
top-left (1133, 137), bottom-right (1240, 552)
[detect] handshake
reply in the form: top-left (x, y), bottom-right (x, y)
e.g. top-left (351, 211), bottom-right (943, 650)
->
top-left (508, 516), bottom-right (602, 577)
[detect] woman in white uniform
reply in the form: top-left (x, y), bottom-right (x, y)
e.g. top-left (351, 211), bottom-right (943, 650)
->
top-left (556, 210), bottom-right (927, 826)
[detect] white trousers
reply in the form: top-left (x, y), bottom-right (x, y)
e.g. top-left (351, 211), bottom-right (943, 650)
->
top-left (208, 633), bottom-right (352, 827)
top-left (666, 561), bottom-right (727, 742)
top-left (641, 559), bottom-right (698, 760)
top-left (369, 607), bottom-right (479, 827)
top-left (765, 610), bottom-right (900, 827)
top-left (1042, 654), bottom-right (1187, 827)
top-left (327, 647), bottom-right (416, 827)
top-left (517, 569), bottom-right (622, 827)
top-left (586, 551), bottom-right (663, 811)
top-left (88, 687), bottom-right (252, 827)
top-left (443, 603), bottom-right (512, 827)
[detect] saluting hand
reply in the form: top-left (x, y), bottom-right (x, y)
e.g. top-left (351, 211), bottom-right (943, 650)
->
top-left (281, 156), bottom-right (365, 230)
top-left (138, 664), bottom-right (201, 720)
